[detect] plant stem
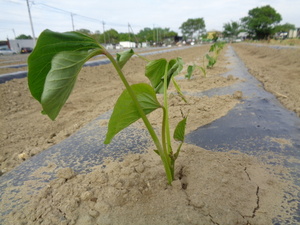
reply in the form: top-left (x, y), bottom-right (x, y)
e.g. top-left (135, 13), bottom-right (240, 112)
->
top-left (163, 63), bottom-right (172, 154)
top-left (135, 53), bottom-right (150, 62)
top-left (104, 50), bottom-right (174, 184)
top-left (163, 61), bottom-right (174, 179)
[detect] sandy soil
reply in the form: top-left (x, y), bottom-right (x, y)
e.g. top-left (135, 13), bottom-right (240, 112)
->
top-left (0, 45), bottom-right (233, 175)
top-left (0, 44), bottom-right (299, 224)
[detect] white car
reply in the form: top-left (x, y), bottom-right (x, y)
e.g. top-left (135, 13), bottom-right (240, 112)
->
top-left (0, 48), bottom-right (17, 55)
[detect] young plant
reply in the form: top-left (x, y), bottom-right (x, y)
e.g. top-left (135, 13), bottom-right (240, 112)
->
top-left (206, 54), bottom-right (217, 69)
top-left (27, 29), bottom-right (187, 184)
top-left (209, 41), bottom-right (225, 57)
top-left (185, 56), bottom-right (207, 79)
top-left (206, 42), bottom-right (225, 69)
top-left (185, 64), bottom-right (196, 80)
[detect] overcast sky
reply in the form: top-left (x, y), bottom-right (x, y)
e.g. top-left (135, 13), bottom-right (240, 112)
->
top-left (0, 0), bottom-right (299, 40)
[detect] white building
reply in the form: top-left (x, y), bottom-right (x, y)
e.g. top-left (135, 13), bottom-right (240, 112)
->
top-left (9, 39), bottom-right (35, 53)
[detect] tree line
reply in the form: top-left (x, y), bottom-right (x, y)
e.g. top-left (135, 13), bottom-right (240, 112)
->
top-left (16, 5), bottom-right (296, 43)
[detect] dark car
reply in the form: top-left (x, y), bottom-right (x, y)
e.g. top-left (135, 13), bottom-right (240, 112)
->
top-left (20, 47), bottom-right (33, 54)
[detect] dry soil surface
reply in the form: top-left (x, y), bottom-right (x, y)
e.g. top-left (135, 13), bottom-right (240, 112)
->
top-left (233, 43), bottom-right (300, 117)
top-left (0, 45), bottom-right (234, 174)
top-left (0, 44), bottom-right (299, 224)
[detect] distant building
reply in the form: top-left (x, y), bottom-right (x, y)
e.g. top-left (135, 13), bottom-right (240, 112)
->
top-left (237, 32), bottom-right (248, 40)
top-left (119, 41), bottom-right (136, 48)
top-left (8, 39), bottom-right (35, 53)
top-left (288, 28), bottom-right (300, 38)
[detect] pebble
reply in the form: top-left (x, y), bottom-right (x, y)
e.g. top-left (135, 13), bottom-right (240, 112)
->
top-left (233, 91), bottom-right (243, 99)
top-left (57, 167), bottom-right (75, 179)
top-left (135, 164), bottom-right (145, 173)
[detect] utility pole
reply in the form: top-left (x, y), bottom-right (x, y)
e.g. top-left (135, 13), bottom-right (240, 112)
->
top-left (12, 29), bottom-right (16, 39)
top-left (26, 0), bottom-right (36, 45)
top-left (102, 21), bottom-right (106, 44)
top-left (128, 23), bottom-right (131, 42)
top-left (71, 13), bottom-right (75, 31)
top-left (128, 23), bottom-right (139, 46)
top-left (153, 24), bottom-right (155, 44)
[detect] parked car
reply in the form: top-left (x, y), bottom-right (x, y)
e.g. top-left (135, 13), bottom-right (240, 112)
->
top-left (0, 48), bottom-right (17, 55)
top-left (20, 47), bottom-right (33, 54)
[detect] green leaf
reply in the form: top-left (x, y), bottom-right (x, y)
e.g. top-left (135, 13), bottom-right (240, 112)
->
top-left (185, 65), bottom-right (195, 79)
top-left (167, 57), bottom-right (183, 78)
top-left (40, 50), bottom-right (100, 120)
top-left (209, 43), bottom-right (217, 52)
top-left (145, 58), bottom-right (167, 93)
top-left (104, 83), bottom-right (161, 144)
top-left (173, 117), bottom-right (187, 142)
top-left (28, 29), bottom-right (104, 103)
top-left (145, 57), bottom-right (183, 94)
top-left (116, 49), bottom-right (135, 69)
top-left (173, 117), bottom-right (187, 160)
top-left (206, 54), bottom-right (216, 68)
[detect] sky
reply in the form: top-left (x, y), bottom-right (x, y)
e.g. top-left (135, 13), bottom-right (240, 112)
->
top-left (0, 0), bottom-right (299, 41)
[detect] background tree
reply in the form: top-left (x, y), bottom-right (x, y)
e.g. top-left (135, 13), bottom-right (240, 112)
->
top-left (136, 27), bottom-right (177, 44)
top-left (223, 21), bottom-right (241, 38)
top-left (274, 23), bottom-right (296, 33)
top-left (76, 28), bottom-right (92, 35)
top-left (241, 5), bottom-right (282, 39)
top-left (179, 18), bottom-right (206, 40)
top-left (16, 34), bottom-right (32, 39)
top-left (119, 32), bottom-right (131, 42)
top-left (104, 29), bottom-right (119, 44)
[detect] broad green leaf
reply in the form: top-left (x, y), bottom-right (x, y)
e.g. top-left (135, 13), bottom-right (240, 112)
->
top-left (28, 29), bottom-right (104, 103)
top-left (116, 49), bottom-right (135, 69)
top-left (145, 58), bottom-right (167, 93)
top-left (41, 50), bottom-right (100, 120)
top-left (167, 57), bottom-right (183, 78)
top-left (145, 57), bottom-right (183, 94)
top-left (173, 117), bottom-right (187, 142)
top-left (104, 83), bottom-right (162, 144)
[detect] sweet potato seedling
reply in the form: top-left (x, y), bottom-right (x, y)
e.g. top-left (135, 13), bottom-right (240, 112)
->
top-left (185, 42), bottom-right (225, 79)
top-left (206, 42), bottom-right (225, 69)
top-left (27, 30), bottom-right (187, 184)
top-left (185, 56), bottom-right (207, 79)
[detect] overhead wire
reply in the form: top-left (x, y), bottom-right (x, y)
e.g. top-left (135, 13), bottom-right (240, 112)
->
top-left (2, 0), bottom-right (165, 36)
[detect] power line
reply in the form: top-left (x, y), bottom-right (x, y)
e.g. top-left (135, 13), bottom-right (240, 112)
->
top-left (32, 2), bottom-right (129, 31)
top-left (3, 0), bottom-right (159, 36)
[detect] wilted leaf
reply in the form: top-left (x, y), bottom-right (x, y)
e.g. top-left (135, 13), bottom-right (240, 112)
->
top-left (40, 50), bottom-right (100, 120)
top-left (28, 29), bottom-right (104, 103)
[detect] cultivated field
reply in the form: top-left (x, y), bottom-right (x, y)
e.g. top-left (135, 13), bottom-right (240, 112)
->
top-left (0, 43), bottom-right (299, 224)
